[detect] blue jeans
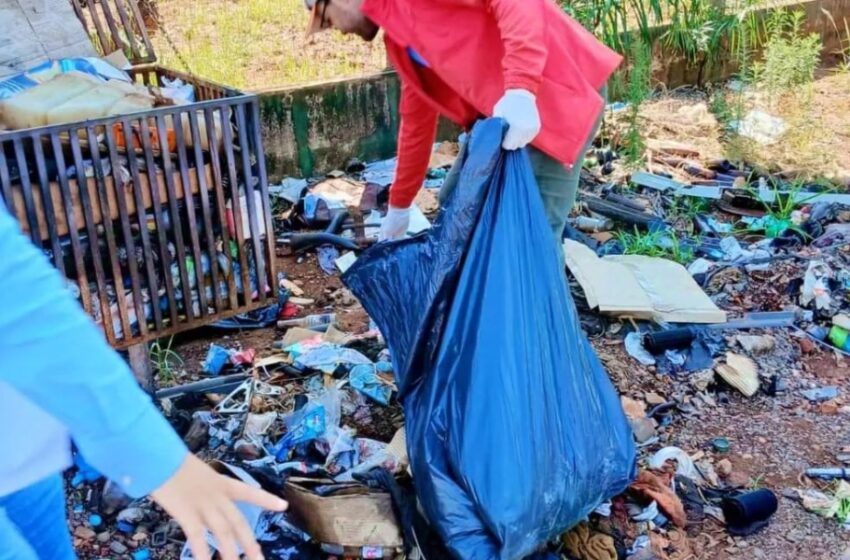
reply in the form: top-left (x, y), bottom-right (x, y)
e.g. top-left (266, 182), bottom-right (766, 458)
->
top-left (0, 475), bottom-right (76, 560)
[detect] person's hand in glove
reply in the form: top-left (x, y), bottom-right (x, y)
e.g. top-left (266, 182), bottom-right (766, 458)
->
top-left (379, 206), bottom-right (411, 241)
top-left (492, 89), bottom-right (541, 151)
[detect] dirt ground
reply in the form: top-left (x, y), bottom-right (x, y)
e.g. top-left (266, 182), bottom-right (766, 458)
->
top-left (159, 248), bottom-right (850, 560)
top-left (601, 334), bottom-right (850, 560)
top-left (150, 0), bottom-right (387, 90)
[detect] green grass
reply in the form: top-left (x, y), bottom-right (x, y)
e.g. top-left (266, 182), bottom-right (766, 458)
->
top-left (149, 336), bottom-right (184, 384)
top-left (151, 0), bottom-right (387, 90)
top-left (622, 37), bottom-right (653, 166)
top-left (615, 227), bottom-right (697, 264)
top-left (666, 196), bottom-right (714, 230)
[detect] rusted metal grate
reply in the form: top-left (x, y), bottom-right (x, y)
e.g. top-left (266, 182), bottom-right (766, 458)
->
top-left (0, 71), bottom-right (275, 349)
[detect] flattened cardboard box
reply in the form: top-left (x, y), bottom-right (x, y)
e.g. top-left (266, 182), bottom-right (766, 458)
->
top-left (284, 479), bottom-right (403, 552)
top-left (563, 239), bottom-right (727, 324)
top-left (0, 0), bottom-right (95, 78)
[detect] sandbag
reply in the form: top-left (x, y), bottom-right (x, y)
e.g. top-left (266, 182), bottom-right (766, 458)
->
top-left (343, 119), bottom-right (636, 559)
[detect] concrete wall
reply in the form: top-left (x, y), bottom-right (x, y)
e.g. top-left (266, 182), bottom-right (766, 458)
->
top-left (258, 0), bottom-right (850, 182)
top-left (258, 72), bottom-right (459, 181)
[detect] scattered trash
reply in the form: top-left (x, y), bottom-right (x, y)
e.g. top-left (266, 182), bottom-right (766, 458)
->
top-left (278, 313), bottom-right (336, 330)
top-left (202, 344), bottom-right (232, 376)
top-left (736, 334), bottom-right (776, 354)
top-left (730, 110), bottom-right (787, 145)
top-left (649, 447), bottom-right (699, 481)
top-left (316, 245), bottom-right (340, 275)
top-left (630, 470), bottom-right (687, 527)
top-left (715, 353), bottom-right (760, 397)
top-left (334, 251), bottom-right (358, 273)
top-left (722, 489), bottom-right (779, 536)
top-left (349, 364), bottom-right (394, 406)
top-left (798, 481), bottom-right (850, 524)
top-left (269, 177), bottom-right (309, 204)
top-left (575, 216), bottom-right (614, 233)
top-left (712, 437), bottom-right (731, 454)
top-left (806, 467), bottom-right (850, 480)
top-left (625, 332), bottom-right (656, 365)
top-left (802, 386), bottom-right (840, 402)
top-left (801, 260), bottom-right (834, 310)
top-left (292, 343), bottom-right (372, 374)
top-left (231, 348), bottom-right (256, 366)
top-left (211, 304), bottom-right (282, 330)
top-left (283, 478), bottom-right (403, 555)
top-left (46, 62), bottom-right (850, 557)
top-left (829, 325), bottom-right (850, 352)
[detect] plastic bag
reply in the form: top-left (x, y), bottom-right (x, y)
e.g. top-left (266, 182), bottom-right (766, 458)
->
top-left (343, 119), bottom-right (635, 559)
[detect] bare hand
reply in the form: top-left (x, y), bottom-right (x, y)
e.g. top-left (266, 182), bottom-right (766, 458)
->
top-left (151, 454), bottom-right (288, 560)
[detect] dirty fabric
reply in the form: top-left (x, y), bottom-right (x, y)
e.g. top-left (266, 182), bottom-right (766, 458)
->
top-left (562, 523), bottom-right (617, 560)
top-left (630, 470), bottom-right (687, 528)
top-left (343, 119), bottom-right (636, 559)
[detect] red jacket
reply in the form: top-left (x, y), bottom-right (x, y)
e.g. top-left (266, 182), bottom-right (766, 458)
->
top-left (360, 0), bottom-right (622, 208)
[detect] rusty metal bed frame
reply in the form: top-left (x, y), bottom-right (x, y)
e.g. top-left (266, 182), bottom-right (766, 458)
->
top-left (0, 1), bottom-right (275, 375)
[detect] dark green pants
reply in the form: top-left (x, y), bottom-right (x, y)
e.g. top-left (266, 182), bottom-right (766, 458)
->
top-left (439, 87), bottom-right (606, 266)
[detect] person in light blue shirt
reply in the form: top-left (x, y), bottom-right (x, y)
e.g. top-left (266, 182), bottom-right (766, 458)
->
top-left (0, 204), bottom-right (286, 560)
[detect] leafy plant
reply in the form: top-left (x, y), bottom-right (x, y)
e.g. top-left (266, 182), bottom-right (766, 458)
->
top-left (623, 38), bottom-right (653, 166)
top-left (821, 9), bottom-right (850, 74)
top-left (561, 0), bottom-right (653, 53)
top-left (150, 336), bottom-right (184, 384)
top-left (745, 178), bottom-right (824, 238)
top-left (753, 10), bottom-right (822, 98)
top-left (667, 195), bottom-right (714, 227)
top-left (663, 0), bottom-right (740, 85)
top-left (615, 227), bottom-right (696, 264)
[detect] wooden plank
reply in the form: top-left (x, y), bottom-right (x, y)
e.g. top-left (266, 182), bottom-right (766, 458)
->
top-left (127, 343), bottom-right (155, 394)
top-left (10, 163), bottom-right (214, 241)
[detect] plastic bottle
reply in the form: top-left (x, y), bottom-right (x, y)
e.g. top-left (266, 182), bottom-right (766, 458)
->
top-left (277, 313), bottom-right (336, 329)
top-left (575, 216), bottom-right (613, 233)
top-left (828, 325), bottom-right (850, 351)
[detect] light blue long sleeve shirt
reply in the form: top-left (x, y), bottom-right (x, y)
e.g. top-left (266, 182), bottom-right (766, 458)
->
top-left (0, 204), bottom-right (187, 498)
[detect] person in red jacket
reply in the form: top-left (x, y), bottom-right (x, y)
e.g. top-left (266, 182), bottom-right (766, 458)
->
top-left (304, 0), bottom-right (621, 255)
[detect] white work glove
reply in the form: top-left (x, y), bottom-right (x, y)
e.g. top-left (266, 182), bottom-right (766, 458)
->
top-left (379, 206), bottom-right (411, 241)
top-left (493, 89), bottom-right (541, 151)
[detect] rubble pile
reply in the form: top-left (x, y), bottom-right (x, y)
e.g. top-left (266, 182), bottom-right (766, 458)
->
top-left (64, 98), bottom-right (850, 559)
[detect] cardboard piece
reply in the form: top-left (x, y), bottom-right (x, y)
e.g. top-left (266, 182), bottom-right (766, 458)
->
top-left (715, 353), bottom-right (759, 397)
top-left (283, 478), bottom-right (403, 551)
top-left (312, 178), bottom-right (365, 208)
top-left (0, 0), bottom-right (96, 79)
top-left (563, 239), bottom-right (727, 324)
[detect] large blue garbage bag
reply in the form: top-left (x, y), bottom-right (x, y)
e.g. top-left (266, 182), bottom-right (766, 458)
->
top-left (342, 119), bottom-right (636, 560)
